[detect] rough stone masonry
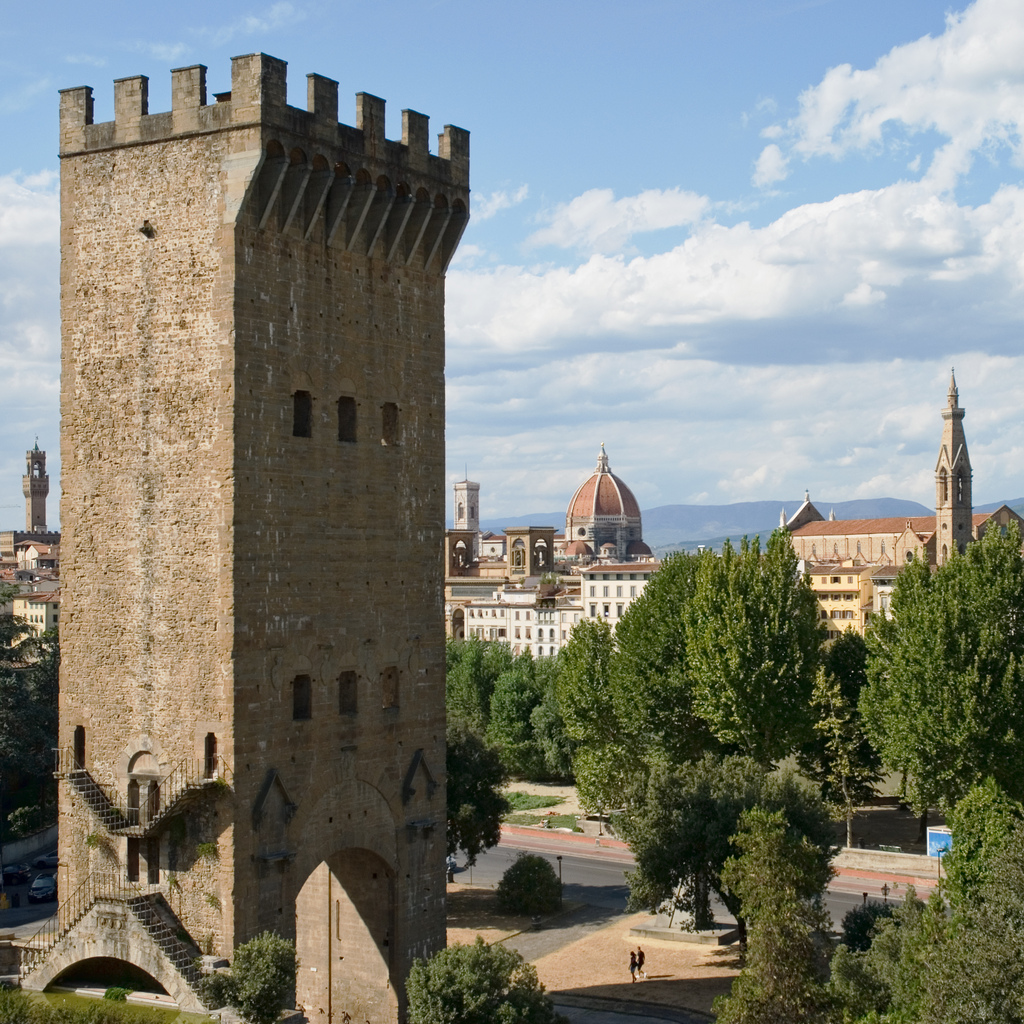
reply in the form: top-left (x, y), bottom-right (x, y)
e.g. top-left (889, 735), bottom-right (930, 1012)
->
top-left (38, 53), bottom-right (468, 1023)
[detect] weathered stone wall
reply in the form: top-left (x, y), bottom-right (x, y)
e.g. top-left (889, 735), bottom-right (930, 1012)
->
top-left (57, 53), bottom-right (466, 1020)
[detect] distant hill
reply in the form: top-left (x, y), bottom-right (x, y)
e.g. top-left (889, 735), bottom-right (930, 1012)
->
top-left (642, 498), bottom-right (934, 549)
top-left (461, 497), bottom-right (939, 546)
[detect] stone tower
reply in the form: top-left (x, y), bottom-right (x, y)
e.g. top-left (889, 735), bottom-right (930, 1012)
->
top-left (935, 370), bottom-right (972, 565)
top-left (30, 55), bottom-right (468, 1022)
top-left (453, 478), bottom-right (479, 534)
top-left (23, 442), bottom-right (49, 532)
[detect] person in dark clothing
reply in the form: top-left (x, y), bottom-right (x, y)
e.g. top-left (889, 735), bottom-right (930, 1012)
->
top-left (629, 950), bottom-right (638, 982)
top-left (637, 945), bottom-right (647, 979)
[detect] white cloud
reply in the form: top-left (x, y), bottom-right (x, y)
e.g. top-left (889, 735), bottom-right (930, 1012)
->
top-left (773, 0), bottom-right (1024, 190)
top-left (192, 2), bottom-right (305, 46)
top-left (752, 143), bottom-right (789, 188)
top-left (473, 185), bottom-right (528, 221)
top-left (452, 178), bottom-right (1024, 365)
top-left (527, 187), bottom-right (710, 254)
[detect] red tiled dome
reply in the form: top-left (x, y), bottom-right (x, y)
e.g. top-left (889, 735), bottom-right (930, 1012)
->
top-left (566, 445), bottom-right (642, 522)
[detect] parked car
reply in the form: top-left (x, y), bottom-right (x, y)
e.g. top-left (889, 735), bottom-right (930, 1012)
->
top-left (27, 874), bottom-right (57, 903)
top-left (34, 851), bottom-right (59, 870)
top-left (2, 863), bottom-right (31, 885)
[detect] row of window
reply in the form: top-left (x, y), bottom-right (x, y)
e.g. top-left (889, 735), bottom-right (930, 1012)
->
top-left (292, 391), bottom-right (399, 445)
top-left (818, 593), bottom-right (856, 601)
top-left (290, 669), bottom-right (396, 719)
top-left (587, 572), bottom-right (649, 581)
top-left (589, 603), bottom-right (624, 618)
top-left (588, 585), bottom-right (638, 598)
top-left (821, 609), bottom-right (856, 620)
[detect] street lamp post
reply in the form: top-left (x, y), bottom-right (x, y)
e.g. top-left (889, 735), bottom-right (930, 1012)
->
top-left (556, 855), bottom-right (563, 908)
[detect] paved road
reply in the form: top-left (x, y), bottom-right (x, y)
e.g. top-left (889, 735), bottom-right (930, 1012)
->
top-left (0, 864), bottom-right (59, 938)
top-left (458, 829), bottom-right (905, 939)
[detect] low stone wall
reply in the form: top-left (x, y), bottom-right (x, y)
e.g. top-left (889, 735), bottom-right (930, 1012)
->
top-left (834, 847), bottom-right (943, 881)
top-left (0, 936), bottom-right (19, 981)
top-left (1, 825), bottom-right (58, 866)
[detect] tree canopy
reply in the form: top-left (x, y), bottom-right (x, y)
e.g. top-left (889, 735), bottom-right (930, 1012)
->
top-left (406, 937), bottom-right (565, 1024)
top-left (620, 754), bottom-right (836, 937)
top-left (862, 522), bottom-right (1024, 809)
top-left (446, 723), bottom-right (509, 865)
top-left (684, 531), bottom-right (822, 767)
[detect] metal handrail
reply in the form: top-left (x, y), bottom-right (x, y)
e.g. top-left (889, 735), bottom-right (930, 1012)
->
top-left (20, 871), bottom-right (144, 969)
top-left (20, 871), bottom-right (203, 990)
top-left (55, 749), bottom-right (232, 834)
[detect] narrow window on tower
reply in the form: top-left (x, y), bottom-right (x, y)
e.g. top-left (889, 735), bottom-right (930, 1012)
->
top-left (338, 670), bottom-right (358, 715)
top-left (292, 674), bottom-right (312, 720)
top-left (381, 402), bottom-right (399, 445)
top-left (381, 666), bottom-right (399, 709)
top-left (293, 391), bottom-right (313, 437)
top-left (338, 396), bottom-right (357, 442)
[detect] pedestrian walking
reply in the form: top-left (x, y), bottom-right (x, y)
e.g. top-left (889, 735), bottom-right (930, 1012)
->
top-left (637, 945), bottom-right (647, 980)
top-left (629, 950), bottom-right (637, 982)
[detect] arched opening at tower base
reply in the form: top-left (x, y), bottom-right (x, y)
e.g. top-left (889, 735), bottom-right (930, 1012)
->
top-left (51, 957), bottom-right (168, 994)
top-left (295, 849), bottom-right (397, 1024)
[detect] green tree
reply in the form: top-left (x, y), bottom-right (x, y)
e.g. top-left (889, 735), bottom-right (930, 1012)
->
top-left (446, 723), bottom-right (509, 865)
top-left (487, 659), bottom-right (545, 778)
top-left (211, 932), bottom-right (296, 1024)
top-left (406, 937), bottom-right (565, 1024)
top-left (714, 807), bottom-right (833, 1024)
top-left (620, 754), bottom-right (836, 939)
top-left (0, 584), bottom-right (32, 670)
top-left (685, 531), bottom-right (822, 767)
top-left (529, 668), bottom-right (574, 780)
top-left (446, 637), bottom-right (514, 733)
top-left (862, 522), bottom-right (1024, 810)
top-left (495, 853), bottom-right (562, 916)
top-left (556, 618), bottom-right (640, 811)
top-left (942, 776), bottom-right (1024, 910)
top-left (800, 645), bottom-right (881, 847)
top-left (613, 552), bottom-right (714, 769)
top-left (831, 825), bottom-right (1024, 1022)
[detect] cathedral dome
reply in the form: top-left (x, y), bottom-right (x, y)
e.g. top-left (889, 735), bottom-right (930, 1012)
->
top-left (566, 445), bottom-right (642, 523)
top-left (565, 445), bottom-right (646, 560)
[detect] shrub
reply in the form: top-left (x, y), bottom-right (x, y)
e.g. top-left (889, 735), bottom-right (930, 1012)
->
top-left (230, 932), bottom-right (296, 1024)
top-left (841, 900), bottom-right (895, 952)
top-left (406, 936), bottom-right (564, 1024)
top-left (102, 989), bottom-right (130, 1002)
top-left (6, 806), bottom-right (43, 839)
top-left (496, 853), bottom-right (561, 916)
top-left (198, 971), bottom-right (235, 1010)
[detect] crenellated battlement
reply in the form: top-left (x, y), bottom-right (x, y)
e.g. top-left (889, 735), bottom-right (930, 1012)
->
top-left (58, 53), bottom-right (469, 193)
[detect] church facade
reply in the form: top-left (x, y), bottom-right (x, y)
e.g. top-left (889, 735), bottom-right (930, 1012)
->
top-left (788, 373), bottom-right (1024, 572)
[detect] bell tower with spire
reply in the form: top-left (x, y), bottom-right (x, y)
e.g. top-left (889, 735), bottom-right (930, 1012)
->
top-left (935, 370), bottom-right (973, 565)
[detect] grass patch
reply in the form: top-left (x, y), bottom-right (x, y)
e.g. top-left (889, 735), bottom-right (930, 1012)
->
top-left (504, 812), bottom-right (546, 826)
top-left (545, 814), bottom-right (581, 830)
top-left (8, 990), bottom-right (215, 1024)
top-left (505, 791), bottom-right (563, 811)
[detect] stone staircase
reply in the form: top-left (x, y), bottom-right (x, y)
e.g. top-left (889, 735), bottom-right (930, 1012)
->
top-left (57, 749), bottom-right (231, 837)
top-left (20, 872), bottom-right (203, 997)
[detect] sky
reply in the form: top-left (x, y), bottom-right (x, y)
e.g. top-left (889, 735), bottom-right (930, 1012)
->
top-left (3, 0), bottom-right (1024, 527)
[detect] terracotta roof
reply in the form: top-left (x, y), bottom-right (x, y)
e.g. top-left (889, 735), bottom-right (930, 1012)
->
top-left (792, 512), bottom-right (996, 538)
top-left (626, 540), bottom-right (653, 556)
top-left (566, 445), bottom-right (643, 523)
top-left (565, 540), bottom-right (593, 556)
top-left (581, 562), bottom-right (660, 573)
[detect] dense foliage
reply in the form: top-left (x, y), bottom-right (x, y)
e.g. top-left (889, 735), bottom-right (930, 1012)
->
top-left (495, 853), bottom-right (562, 916)
top-left (685, 532), bottom-right (822, 767)
top-left (620, 754), bottom-right (835, 938)
top-left (714, 807), bottom-right (833, 1024)
top-left (211, 931), bottom-right (296, 1024)
top-left (0, 584), bottom-right (59, 832)
top-left (446, 723), bottom-right (509, 865)
top-left (862, 522), bottom-right (1024, 810)
top-left (406, 937), bottom-right (565, 1024)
